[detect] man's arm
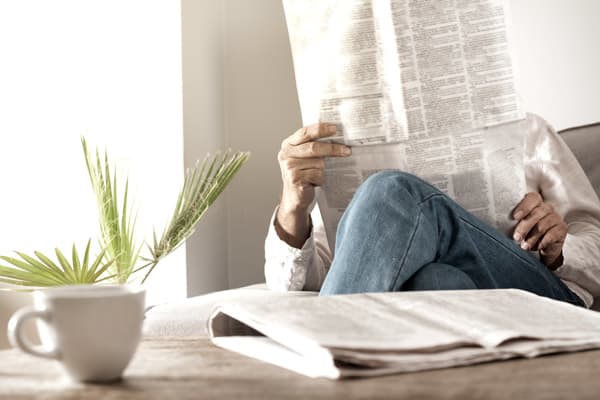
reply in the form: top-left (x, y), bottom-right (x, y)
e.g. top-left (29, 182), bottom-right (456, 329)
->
top-left (264, 123), bottom-right (350, 292)
top-left (522, 114), bottom-right (600, 306)
top-left (275, 123), bottom-right (351, 248)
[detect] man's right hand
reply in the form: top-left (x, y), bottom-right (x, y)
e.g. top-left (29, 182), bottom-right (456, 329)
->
top-left (275, 123), bottom-right (352, 248)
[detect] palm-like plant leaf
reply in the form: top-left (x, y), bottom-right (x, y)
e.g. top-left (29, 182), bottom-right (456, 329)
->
top-left (142, 150), bottom-right (249, 282)
top-left (82, 138), bottom-right (141, 284)
top-left (0, 241), bottom-right (116, 287)
top-left (0, 139), bottom-right (248, 289)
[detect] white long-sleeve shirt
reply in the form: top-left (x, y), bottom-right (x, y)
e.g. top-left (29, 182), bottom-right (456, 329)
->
top-left (264, 114), bottom-right (600, 308)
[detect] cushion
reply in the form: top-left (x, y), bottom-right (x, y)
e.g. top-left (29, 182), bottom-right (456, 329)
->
top-left (559, 123), bottom-right (600, 197)
top-left (143, 284), bottom-right (270, 337)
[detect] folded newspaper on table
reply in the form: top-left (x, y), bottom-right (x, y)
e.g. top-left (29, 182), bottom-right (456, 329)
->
top-left (283, 0), bottom-right (527, 248)
top-left (208, 290), bottom-right (600, 379)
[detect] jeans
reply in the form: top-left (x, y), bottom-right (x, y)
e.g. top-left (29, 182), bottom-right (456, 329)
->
top-left (319, 171), bottom-right (584, 307)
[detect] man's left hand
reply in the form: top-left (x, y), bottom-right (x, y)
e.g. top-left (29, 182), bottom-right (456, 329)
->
top-left (512, 192), bottom-right (568, 270)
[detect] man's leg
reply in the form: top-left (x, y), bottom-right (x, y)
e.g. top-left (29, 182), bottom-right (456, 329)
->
top-left (319, 171), bottom-right (583, 306)
top-left (401, 263), bottom-right (477, 291)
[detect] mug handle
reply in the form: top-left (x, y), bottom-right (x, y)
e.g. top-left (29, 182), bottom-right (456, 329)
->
top-left (8, 306), bottom-right (60, 359)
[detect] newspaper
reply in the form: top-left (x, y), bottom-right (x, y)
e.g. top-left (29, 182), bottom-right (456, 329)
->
top-left (208, 289), bottom-right (600, 379)
top-left (283, 0), bottom-right (526, 249)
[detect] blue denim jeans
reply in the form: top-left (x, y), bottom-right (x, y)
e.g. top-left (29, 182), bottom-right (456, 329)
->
top-left (319, 171), bottom-right (584, 307)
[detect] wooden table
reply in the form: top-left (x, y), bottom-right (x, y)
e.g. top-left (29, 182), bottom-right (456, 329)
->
top-left (2, 337), bottom-right (600, 399)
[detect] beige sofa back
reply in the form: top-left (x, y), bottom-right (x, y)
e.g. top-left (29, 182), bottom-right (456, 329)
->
top-left (560, 123), bottom-right (600, 198)
top-left (560, 122), bottom-right (600, 310)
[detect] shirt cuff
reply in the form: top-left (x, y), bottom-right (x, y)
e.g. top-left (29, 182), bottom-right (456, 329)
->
top-left (267, 208), bottom-right (315, 254)
top-left (554, 233), bottom-right (594, 307)
top-left (264, 208), bottom-right (316, 291)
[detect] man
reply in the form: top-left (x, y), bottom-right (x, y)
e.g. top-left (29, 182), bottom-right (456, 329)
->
top-left (264, 114), bottom-right (600, 308)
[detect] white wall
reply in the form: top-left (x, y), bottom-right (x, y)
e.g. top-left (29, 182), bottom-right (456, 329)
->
top-left (510, 0), bottom-right (600, 130)
top-left (223, 0), bottom-right (301, 288)
top-left (182, 0), bottom-right (600, 291)
top-left (181, 0), bottom-right (300, 293)
top-left (181, 0), bottom-right (230, 296)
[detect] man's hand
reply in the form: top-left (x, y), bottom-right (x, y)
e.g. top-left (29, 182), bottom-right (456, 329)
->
top-left (276, 123), bottom-right (351, 248)
top-left (512, 192), bottom-right (568, 270)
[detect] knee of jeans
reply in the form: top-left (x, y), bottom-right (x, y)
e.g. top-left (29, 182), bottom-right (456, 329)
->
top-left (358, 171), bottom-right (432, 201)
top-left (404, 263), bottom-right (477, 291)
top-left (361, 170), bottom-right (409, 191)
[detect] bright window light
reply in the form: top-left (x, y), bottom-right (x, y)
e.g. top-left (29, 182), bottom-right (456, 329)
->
top-left (0, 0), bottom-right (185, 305)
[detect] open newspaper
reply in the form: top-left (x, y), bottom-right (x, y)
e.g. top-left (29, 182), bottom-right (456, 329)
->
top-left (209, 289), bottom-right (600, 379)
top-left (283, 0), bottom-right (527, 249)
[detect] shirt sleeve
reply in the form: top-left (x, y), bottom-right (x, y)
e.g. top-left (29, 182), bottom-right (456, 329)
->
top-left (264, 203), bottom-right (332, 292)
top-left (524, 114), bottom-right (600, 307)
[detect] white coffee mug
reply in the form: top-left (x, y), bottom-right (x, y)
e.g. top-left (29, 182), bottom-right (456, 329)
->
top-left (8, 285), bottom-right (145, 382)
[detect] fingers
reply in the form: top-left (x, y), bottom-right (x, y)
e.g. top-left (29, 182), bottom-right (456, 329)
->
top-left (538, 222), bottom-right (568, 255)
top-left (278, 123), bottom-right (345, 213)
top-left (513, 201), bottom-right (555, 247)
top-left (282, 123), bottom-right (351, 159)
top-left (286, 168), bottom-right (324, 186)
top-left (538, 223), bottom-right (568, 270)
top-left (520, 213), bottom-right (562, 251)
top-left (282, 140), bottom-right (351, 159)
top-left (512, 192), bottom-right (543, 221)
top-left (280, 158), bottom-right (326, 193)
top-left (285, 123), bottom-right (338, 146)
top-left (511, 192), bottom-right (569, 269)
top-left (280, 157), bottom-right (325, 173)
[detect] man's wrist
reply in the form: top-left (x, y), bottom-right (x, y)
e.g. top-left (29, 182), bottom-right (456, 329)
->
top-left (542, 251), bottom-right (564, 271)
top-left (275, 204), bottom-right (312, 249)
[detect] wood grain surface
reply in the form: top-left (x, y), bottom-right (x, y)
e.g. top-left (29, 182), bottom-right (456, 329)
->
top-left (1, 337), bottom-right (600, 400)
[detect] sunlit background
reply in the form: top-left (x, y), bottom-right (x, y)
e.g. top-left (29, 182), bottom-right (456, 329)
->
top-left (0, 0), bottom-right (185, 306)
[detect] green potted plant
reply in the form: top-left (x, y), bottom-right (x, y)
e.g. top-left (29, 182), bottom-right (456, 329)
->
top-left (0, 139), bottom-right (249, 288)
